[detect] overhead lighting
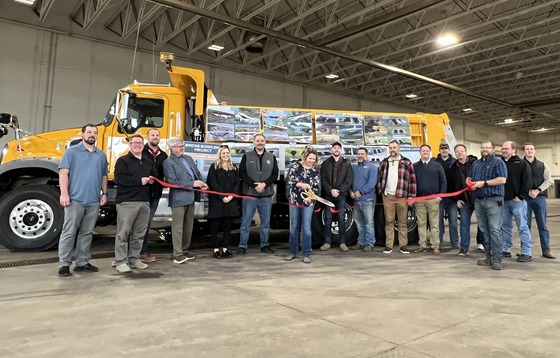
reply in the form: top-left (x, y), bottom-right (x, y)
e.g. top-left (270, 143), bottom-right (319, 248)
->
top-left (405, 94), bottom-right (418, 99)
top-left (435, 33), bottom-right (459, 47)
top-left (325, 74), bottom-right (339, 79)
top-left (497, 118), bottom-right (520, 125)
top-left (14, 0), bottom-right (34, 4)
top-left (208, 44), bottom-right (224, 51)
top-left (462, 108), bottom-right (473, 112)
top-left (529, 127), bottom-right (551, 133)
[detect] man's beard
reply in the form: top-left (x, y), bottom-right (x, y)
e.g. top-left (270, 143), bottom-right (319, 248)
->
top-left (149, 140), bottom-right (159, 147)
top-left (84, 137), bottom-right (96, 145)
top-left (390, 150), bottom-right (398, 157)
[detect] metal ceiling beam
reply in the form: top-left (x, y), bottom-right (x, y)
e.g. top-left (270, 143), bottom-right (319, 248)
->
top-left (32, 0), bottom-right (56, 22)
top-left (147, 0), bottom-right (556, 120)
top-left (315, 0), bottom-right (449, 46)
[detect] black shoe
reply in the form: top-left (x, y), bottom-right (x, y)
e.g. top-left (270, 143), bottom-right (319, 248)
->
top-left (73, 263), bottom-right (98, 272)
top-left (237, 247), bottom-right (247, 255)
top-left (502, 251), bottom-right (512, 258)
top-left (491, 261), bottom-right (503, 270)
top-left (213, 250), bottom-right (222, 259)
top-left (58, 266), bottom-right (72, 277)
top-left (261, 245), bottom-right (275, 254)
top-left (477, 256), bottom-right (492, 266)
top-left (517, 254), bottom-right (532, 263)
top-left (222, 249), bottom-right (233, 258)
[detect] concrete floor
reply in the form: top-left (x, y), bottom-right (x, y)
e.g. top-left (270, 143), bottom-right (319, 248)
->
top-left (1, 201), bottom-right (560, 357)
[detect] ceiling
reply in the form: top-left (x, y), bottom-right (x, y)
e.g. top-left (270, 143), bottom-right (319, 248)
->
top-left (5, 0), bottom-right (560, 133)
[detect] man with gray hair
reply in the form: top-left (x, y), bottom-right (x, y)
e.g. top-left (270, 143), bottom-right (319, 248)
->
top-left (163, 137), bottom-right (207, 264)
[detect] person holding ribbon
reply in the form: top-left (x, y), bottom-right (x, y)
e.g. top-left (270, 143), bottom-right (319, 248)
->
top-left (285, 146), bottom-right (321, 263)
top-left (163, 137), bottom-right (208, 265)
top-left (206, 145), bottom-right (240, 259)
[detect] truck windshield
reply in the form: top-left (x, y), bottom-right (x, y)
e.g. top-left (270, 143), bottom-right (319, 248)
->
top-left (119, 97), bottom-right (165, 134)
top-left (102, 97), bottom-right (117, 127)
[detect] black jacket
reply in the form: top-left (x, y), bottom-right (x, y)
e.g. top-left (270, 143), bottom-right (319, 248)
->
top-left (206, 163), bottom-right (240, 219)
top-left (142, 144), bottom-right (168, 199)
top-left (434, 154), bottom-right (456, 193)
top-left (448, 156), bottom-right (477, 204)
top-left (115, 151), bottom-right (157, 204)
top-left (320, 156), bottom-right (353, 196)
top-left (503, 155), bottom-right (532, 201)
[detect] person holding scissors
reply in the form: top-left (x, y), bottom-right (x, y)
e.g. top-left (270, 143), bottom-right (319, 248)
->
top-left (285, 146), bottom-right (321, 264)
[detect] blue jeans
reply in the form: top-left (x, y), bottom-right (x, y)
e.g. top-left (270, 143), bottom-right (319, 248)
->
top-left (239, 196), bottom-right (272, 248)
top-left (323, 195), bottom-right (347, 245)
top-left (458, 203), bottom-right (475, 250)
top-left (475, 196), bottom-right (504, 263)
top-left (439, 198), bottom-right (458, 247)
top-left (141, 198), bottom-right (160, 255)
top-left (502, 200), bottom-right (532, 256)
top-left (526, 195), bottom-right (550, 253)
top-left (354, 200), bottom-right (376, 246)
top-left (289, 205), bottom-right (313, 257)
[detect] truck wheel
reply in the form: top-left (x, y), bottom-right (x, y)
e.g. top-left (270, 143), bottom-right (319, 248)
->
top-left (311, 203), bottom-right (358, 248)
top-left (0, 185), bottom-right (63, 251)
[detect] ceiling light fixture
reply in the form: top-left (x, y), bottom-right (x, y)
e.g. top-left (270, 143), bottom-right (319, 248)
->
top-left (208, 44), bottom-right (224, 51)
top-left (462, 108), bottom-right (473, 112)
top-left (14, 0), bottom-right (35, 4)
top-left (435, 33), bottom-right (459, 47)
top-left (405, 94), bottom-right (418, 99)
top-left (497, 118), bottom-right (520, 125)
top-left (325, 74), bottom-right (339, 79)
top-left (529, 127), bottom-right (551, 133)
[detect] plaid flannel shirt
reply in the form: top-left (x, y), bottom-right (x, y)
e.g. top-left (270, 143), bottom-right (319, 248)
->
top-left (376, 155), bottom-right (417, 198)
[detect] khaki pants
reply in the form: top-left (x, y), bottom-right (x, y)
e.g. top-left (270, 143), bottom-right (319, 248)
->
top-left (171, 204), bottom-right (195, 257)
top-left (383, 194), bottom-right (409, 248)
top-left (415, 198), bottom-right (441, 249)
top-left (115, 202), bottom-right (150, 264)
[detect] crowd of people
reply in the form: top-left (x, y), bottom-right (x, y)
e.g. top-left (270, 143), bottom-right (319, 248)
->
top-left (56, 128), bottom-right (556, 277)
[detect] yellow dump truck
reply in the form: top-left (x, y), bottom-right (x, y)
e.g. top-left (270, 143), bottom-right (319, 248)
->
top-left (0, 53), bottom-right (455, 251)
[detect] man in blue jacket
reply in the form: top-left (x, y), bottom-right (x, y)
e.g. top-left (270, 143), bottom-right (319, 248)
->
top-left (350, 147), bottom-right (378, 252)
top-left (413, 144), bottom-right (447, 255)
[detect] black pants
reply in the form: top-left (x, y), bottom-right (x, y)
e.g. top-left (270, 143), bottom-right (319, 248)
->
top-left (210, 217), bottom-right (233, 248)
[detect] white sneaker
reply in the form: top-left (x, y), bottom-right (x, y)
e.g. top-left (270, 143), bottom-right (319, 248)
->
top-left (130, 261), bottom-right (148, 269)
top-left (111, 259), bottom-right (117, 267)
top-left (477, 244), bottom-right (485, 251)
top-left (116, 263), bottom-right (131, 273)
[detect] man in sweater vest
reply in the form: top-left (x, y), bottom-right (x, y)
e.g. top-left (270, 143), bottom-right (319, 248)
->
top-left (238, 134), bottom-right (279, 255)
top-left (523, 142), bottom-right (556, 259)
top-left (413, 145), bottom-right (447, 255)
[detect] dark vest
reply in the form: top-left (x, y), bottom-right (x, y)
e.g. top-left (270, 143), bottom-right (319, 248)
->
top-left (526, 158), bottom-right (546, 196)
top-left (242, 150), bottom-right (275, 196)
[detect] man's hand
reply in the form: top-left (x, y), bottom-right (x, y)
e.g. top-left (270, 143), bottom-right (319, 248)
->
top-left (457, 199), bottom-right (464, 209)
top-left (255, 182), bottom-right (266, 193)
top-left (223, 195), bottom-right (233, 203)
top-left (60, 194), bottom-right (70, 207)
top-left (331, 189), bottom-right (340, 198)
top-left (100, 195), bottom-right (107, 206)
top-left (141, 177), bottom-right (150, 185)
top-left (529, 189), bottom-right (539, 199)
top-left (194, 180), bottom-right (208, 190)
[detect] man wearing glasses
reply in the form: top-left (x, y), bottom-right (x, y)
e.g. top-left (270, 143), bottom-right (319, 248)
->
top-left (163, 137), bottom-right (207, 264)
top-left (113, 135), bottom-right (157, 273)
top-left (468, 141), bottom-right (507, 270)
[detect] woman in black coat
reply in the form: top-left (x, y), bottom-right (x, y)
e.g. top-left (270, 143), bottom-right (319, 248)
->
top-left (206, 145), bottom-right (240, 258)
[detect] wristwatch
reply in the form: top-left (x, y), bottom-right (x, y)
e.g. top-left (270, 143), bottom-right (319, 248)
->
top-left (101, 192), bottom-right (107, 196)
top-left (483, 180), bottom-right (488, 187)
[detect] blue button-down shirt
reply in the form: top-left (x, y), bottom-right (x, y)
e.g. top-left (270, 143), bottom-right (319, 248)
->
top-left (468, 155), bottom-right (507, 198)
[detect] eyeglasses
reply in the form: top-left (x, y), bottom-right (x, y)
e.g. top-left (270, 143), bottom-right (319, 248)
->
top-left (220, 145), bottom-right (229, 149)
top-left (171, 145), bottom-right (184, 148)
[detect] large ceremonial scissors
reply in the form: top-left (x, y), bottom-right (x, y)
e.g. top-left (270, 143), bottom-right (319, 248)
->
top-left (300, 188), bottom-right (335, 207)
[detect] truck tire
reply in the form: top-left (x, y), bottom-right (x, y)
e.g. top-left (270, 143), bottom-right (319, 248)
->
top-left (311, 202), bottom-right (358, 248)
top-left (0, 184), bottom-right (63, 251)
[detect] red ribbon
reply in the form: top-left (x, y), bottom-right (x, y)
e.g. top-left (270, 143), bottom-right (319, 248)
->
top-left (150, 176), bottom-right (255, 200)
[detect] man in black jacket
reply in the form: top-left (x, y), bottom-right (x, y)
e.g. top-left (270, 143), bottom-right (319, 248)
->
top-left (448, 144), bottom-right (485, 256)
top-left (113, 135), bottom-right (157, 273)
top-left (320, 142), bottom-right (353, 252)
top-left (434, 142), bottom-right (459, 248)
top-left (139, 128), bottom-right (168, 263)
top-left (501, 141), bottom-right (533, 262)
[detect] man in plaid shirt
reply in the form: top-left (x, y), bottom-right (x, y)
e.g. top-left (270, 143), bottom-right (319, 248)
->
top-left (377, 140), bottom-right (417, 254)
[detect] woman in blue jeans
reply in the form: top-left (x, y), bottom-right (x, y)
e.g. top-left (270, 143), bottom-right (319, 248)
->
top-left (285, 146), bottom-right (321, 263)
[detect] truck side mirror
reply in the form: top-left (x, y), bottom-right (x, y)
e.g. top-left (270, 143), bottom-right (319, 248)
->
top-left (0, 113), bottom-right (12, 124)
